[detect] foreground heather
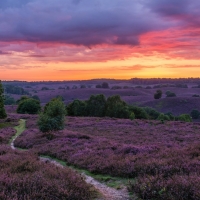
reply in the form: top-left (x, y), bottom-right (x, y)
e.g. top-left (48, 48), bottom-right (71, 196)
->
top-left (15, 116), bottom-right (200, 199)
top-left (0, 145), bottom-right (96, 200)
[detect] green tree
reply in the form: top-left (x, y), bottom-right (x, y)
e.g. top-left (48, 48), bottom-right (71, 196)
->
top-left (86, 94), bottom-right (107, 117)
top-left (105, 95), bottom-right (130, 118)
top-left (67, 99), bottom-right (87, 116)
top-left (129, 106), bottom-right (148, 119)
top-left (38, 98), bottom-right (66, 132)
top-left (166, 91), bottom-right (176, 97)
top-left (0, 81), bottom-right (7, 118)
top-left (16, 96), bottom-right (29, 104)
top-left (178, 114), bottom-right (192, 122)
top-left (143, 107), bottom-right (160, 120)
top-left (154, 90), bottom-right (162, 99)
top-left (157, 113), bottom-right (170, 121)
top-left (17, 98), bottom-right (41, 114)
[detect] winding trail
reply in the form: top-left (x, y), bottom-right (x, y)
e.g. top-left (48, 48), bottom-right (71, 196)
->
top-left (10, 120), bottom-right (131, 200)
top-left (10, 119), bottom-right (26, 150)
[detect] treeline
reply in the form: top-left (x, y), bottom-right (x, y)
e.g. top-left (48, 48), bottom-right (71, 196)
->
top-left (14, 94), bottom-right (193, 122)
top-left (129, 78), bottom-right (200, 85)
top-left (66, 94), bottom-right (192, 122)
top-left (3, 84), bottom-right (29, 95)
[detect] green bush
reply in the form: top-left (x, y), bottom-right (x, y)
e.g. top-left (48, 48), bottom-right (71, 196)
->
top-left (86, 94), bottom-right (107, 117)
top-left (143, 107), bottom-right (160, 120)
top-left (157, 113), bottom-right (170, 121)
top-left (17, 98), bottom-right (41, 114)
top-left (106, 95), bottom-right (130, 118)
top-left (129, 106), bottom-right (148, 119)
top-left (67, 100), bottom-right (87, 116)
top-left (178, 114), bottom-right (192, 122)
top-left (38, 98), bottom-right (66, 132)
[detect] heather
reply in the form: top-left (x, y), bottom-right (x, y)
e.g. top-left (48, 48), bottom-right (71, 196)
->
top-left (14, 116), bottom-right (200, 199)
top-left (0, 145), bottom-right (95, 200)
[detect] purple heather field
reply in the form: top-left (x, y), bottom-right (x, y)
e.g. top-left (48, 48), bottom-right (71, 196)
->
top-left (13, 115), bottom-right (200, 200)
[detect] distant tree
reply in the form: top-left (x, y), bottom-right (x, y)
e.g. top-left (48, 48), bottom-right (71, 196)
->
top-left (38, 98), bottom-right (66, 132)
top-left (3, 84), bottom-right (29, 95)
top-left (154, 90), bottom-right (162, 99)
top-left (4, 95), bottom-right (15, 105)
top-left (190, 109), bottom-right (200, 119)
top-left (102, 82), bottom-right (109, 89)
top-left (105, 95), bottom-right (130, 118)
top-left (80, 85), bottom-right (86, 89)
top-left (41, 87), bottom-right (49, 90)
top-left (0, 81), bottom-right (7, 118)
top-left (17, 98), bottom-right (41, 114)
top-left (96, 84), bottom-right (102, 88)
top-left (166, 91), bottom-right (176, 97)
top-left (86, 94), bottom-right (107, 117)
top-left (192, 94), bottom-right (200, 97)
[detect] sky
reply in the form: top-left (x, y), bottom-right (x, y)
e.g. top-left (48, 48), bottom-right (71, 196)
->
top-left (0, 0), bottom-right (200, 81)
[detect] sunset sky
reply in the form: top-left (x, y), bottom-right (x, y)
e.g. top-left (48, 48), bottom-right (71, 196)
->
top-left (0, 0), bottom-right (200, 81)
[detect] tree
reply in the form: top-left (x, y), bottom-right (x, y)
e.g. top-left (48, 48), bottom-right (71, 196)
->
top-left (86, 94), bottom-right (107, 117)
top-left (66, 99), bottom-right (87, 116)
top-left (178, 114), bottom-right (192, 122)
top-left (0, 81), bottom-right (7, 118)
top-left (143, 107), bottom-right (160, 120)
top-left (105, 95), bottom-right (130, 118)
top-left (129, 106), bottom-right (148, 119)
top-left (17, 98), bottom-right (41, 114)
top-left (38, 98), bottom-right (66, 132)
top-left (166, 90), bottom-right (176, 97)
top-left (102, 82), bottom-right (109, 89)
top-left (154, 90), bottom-right (162, 99)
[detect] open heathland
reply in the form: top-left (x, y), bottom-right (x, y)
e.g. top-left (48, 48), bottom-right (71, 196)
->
top-left (0, 117), bottom-right (97, 200)
top-left (14, 115), bottom-right (200, 200)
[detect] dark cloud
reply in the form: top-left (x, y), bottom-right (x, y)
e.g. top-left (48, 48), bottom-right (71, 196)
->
top-left (0, 0), bottom-right (168, 46)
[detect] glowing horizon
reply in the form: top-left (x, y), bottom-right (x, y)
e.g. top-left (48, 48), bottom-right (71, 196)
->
top-left (1, 0), bottom-right (200, 81)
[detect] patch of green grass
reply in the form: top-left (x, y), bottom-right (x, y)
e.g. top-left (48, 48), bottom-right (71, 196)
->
top-left (39, 154), bottom-right (134, 189)
top-left (40, 155), bottom-right (67, 167)
top-left (8, 119), bottom-right (26, 145)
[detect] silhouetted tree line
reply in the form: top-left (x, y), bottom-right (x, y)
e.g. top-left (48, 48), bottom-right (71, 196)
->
top-left (66, 94), bottom-right (192, 122)
top-left (3, 84), bottom-right (29, 95)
